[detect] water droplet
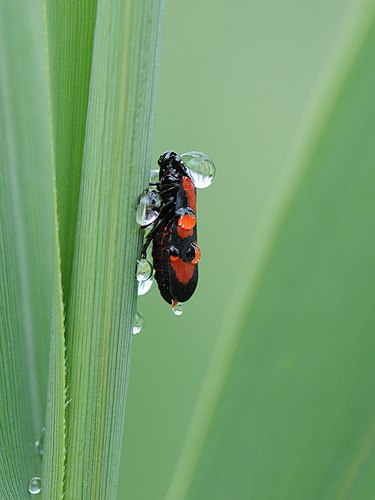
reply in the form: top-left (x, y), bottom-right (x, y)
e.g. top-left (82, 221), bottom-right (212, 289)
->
top-left (172, 302), bottom-right (184, 316)
top-left (181, 151), bottom-right (216, 188)
top-left (136, 259), bottom-right (154, 296)
top-left (136, 189), bottom-right (162, 226)
top-left (28, 477), bottom-right (41, 495)
top-left (132, 311), bottom-right (144, 334)
top-left (138, 276), bottom-right (153, 296)
top-left (34, 427), bottom-right (45, 457)
top-left (149, 169), bottom-right (159, 184)
top-left (136, 259), bottom-right (153, 281)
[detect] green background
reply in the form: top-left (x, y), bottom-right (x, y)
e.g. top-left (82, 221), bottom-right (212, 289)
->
top-left (117, 0), bottom-right (375, 499)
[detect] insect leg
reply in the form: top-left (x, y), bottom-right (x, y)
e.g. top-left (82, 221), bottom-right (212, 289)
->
top-left (157, 183), bottom-right (179, 196)
top-left (140, 201), bottom-right (174, 258)
top-left (141, 216), bottom-right (169, 258)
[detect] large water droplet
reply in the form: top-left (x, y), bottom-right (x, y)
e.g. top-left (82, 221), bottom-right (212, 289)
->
top-left (132, 311), bottom-right (144, 334)
top-left (34, 427), bottom-right (45, 457)
top-left (172, 302), bottom-right (184, 316)
top-left (181, 151), bottom-right (216, 188)
top-left (136, 189), bottom-right (162, 226)
top-left (28, 477), bottom-right (41, 495)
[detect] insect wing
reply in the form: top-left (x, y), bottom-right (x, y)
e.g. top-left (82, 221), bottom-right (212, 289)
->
top-left (168, 176), bottom-right (199, 302)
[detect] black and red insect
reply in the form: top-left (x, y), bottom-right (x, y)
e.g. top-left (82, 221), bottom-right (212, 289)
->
top-left (140, 151), bottom-right (201, 306)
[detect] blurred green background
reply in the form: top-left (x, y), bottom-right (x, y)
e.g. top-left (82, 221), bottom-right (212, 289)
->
top-left (117, 0), bottom-right (375, 499)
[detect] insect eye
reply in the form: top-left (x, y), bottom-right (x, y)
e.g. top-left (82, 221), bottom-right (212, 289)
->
top-left (169, 245), bottom-right (180, 262)
top-left (186, 243), bottom-right (201, 264)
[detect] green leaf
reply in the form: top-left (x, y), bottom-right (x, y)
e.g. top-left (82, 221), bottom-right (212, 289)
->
top-left (61, 1), bottom-right (164, 497)
top-left (165, 2), bottom-right (375, 499)
top-left (41, 265), bottom-right (66, 500)
top-left (0, 1), bottom-right (57, 496)
top-left (44, 0), bottom-right (98, 301)
top-left (41, 2), bottom-right (97, 495)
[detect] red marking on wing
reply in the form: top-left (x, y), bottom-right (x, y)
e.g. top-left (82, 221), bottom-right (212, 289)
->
top-left (178, 213), bottom-right (196, 230)
top-left (182, 176), bottom-right (196, 211)
top-left (191, 244), bottom-right (201, 264)
top-left (170, 257), bottom-right (196, 285)
top-left (177, 226), bottom-right (193, 239)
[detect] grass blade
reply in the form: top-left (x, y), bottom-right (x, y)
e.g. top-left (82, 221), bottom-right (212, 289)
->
top-left (63, 1), bottom-right (164, 497)
top-left (44, 0), bottom-right (98, 300)
top-left (41, 26), bottom-right (66, 492)
top-left (41, 3), bottom-right (97, 496)
top-left (0, 1), bottom-right (55, 496)
top-left (166, 1), bottom-right (375, 498)
top-left (41, 267), bottom-right (66, 500)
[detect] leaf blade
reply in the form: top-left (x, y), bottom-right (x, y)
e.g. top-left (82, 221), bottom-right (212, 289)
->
top-left (44, 0), bottom-right (98, 301)
top-left (63, 1), bottom-right (164, 497)
top-left (0, 0), bottom-right (56, 496)
top-left (165, 1), bottom-right (375, 498)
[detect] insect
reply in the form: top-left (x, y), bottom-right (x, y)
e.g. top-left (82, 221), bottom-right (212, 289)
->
top-left (140, 151), bottom-right (201, 307)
